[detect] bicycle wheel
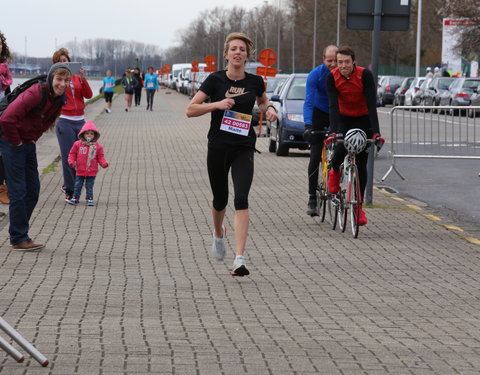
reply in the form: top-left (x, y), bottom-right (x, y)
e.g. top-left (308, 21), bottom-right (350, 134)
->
top-left (337, 167), bottom-right (348, 232)
top-left (327, 192), bottom-right (338, 230)
top-left (316, 186), bottom-right (327, 222)
top-left (349, 164), bottom-right (361, 238)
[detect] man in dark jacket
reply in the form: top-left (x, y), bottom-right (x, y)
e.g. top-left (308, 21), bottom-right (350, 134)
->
top-left (0, 63), bottom-right (71, 250)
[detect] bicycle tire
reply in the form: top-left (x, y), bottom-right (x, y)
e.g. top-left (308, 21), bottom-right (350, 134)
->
top-left (337, 166), bottom-right (347, 232)
top-left (327, 193), bottom-right (338, 230)
top-left (316, 187), bottom-right (327, 222)
top-left (349, 164), bottom-right (361, 238)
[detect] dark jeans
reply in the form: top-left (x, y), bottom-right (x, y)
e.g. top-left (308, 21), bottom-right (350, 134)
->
top-left (73, 176), bottom-right (95, 200)
top-left (134, 87), bottom-right (142, 105)
top-left (146, 89), bottom-right (155, 109)
top-left (55, 118), bottom-right (85, 195)
top-left (0, 138), bottom-right (40, 245)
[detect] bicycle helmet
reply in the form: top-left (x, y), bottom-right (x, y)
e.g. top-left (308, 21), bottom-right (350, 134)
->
top-left (344, 128), bottom-right (367, 154)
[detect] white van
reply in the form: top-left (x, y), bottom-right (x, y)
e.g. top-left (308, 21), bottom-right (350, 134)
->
top-left (171, 63), bottom-right (191, 90)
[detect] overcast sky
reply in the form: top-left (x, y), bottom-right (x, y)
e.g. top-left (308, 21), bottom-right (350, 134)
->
top-left (3, 0), bottom-right (267, 58)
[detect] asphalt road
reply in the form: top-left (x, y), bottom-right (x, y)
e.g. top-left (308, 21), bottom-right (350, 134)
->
top-left (373, 106), bottom-right (479, 236)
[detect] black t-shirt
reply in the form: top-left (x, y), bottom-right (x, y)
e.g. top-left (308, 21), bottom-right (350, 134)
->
top-left (199, 70), bottom-right (264, 149)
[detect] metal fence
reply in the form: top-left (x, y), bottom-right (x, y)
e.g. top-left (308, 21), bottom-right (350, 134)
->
top-left (382, 106), bottom-right (480, 181)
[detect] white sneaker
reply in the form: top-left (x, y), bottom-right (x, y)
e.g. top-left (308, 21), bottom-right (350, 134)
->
top-left (212, 225), bottom-right (227, 261)
top-left (231, 255), bottom-right (250, 277)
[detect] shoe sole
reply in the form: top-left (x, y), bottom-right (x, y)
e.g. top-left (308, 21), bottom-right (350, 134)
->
top-left (12, 245), bottom-right (45, 252)
top-left (231, 265), bottom-right (250, 277)
top-left (307, 209), bottom-right (319, 217)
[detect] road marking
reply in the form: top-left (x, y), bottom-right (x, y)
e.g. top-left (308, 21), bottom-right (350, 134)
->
top-left (462, 236), bottom-right (480, 246)
top-left (406, 204), bottom-right (422, 211)
top-left (392, 197), bottom-right (405, 202)
top-left (442, 224), bottom-right (464, 232)
top-left (423, 214), bottom-right (441, 221)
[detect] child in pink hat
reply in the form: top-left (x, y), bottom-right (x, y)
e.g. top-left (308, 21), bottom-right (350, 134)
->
top-left (67, 121), bottom-right (108, 206)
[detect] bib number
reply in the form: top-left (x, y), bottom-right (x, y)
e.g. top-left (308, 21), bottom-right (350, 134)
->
top-left (220, 110), bottom-right (252, 137)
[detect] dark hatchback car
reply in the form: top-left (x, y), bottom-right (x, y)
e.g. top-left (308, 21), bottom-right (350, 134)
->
top-left (267, 73), bottom-right (308, 156)
top-left (377, 76), bottom-right (404, 106)
top-left (421, 77), bottom-right (455, 108)
top-left (393, 77), bottom-right (415, 106)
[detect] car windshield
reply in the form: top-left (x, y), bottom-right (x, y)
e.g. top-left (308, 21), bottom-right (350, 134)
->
top-left (390, 77), bottom-right (404, 85)
top-left (463, 79), bottom-right (480, 89)
top-left (438, 78), bottom-right (454, 90)
top-left (266, 77), bottom-right (288, 93)
top-left (286, 77), bottom-right (307, 99)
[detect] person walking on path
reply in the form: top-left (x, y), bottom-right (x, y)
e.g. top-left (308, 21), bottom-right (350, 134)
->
top-left (0, 31), bottom-right (13, 208)
top-left (0, 63), bottom-right (71, 250)
top-left (186, 32), bottom-right (278, 276)
top-left (103, 70), bottom-right (115, 113)
top-left (325, 46), bottom-right (383, 226)
top-left (133, 67), bottom-right (144, 107)
top-left (303, 45), bottom-right (337, 216)
top-left (144, 66), bottom-right (159, 111)
top-left (121, 69), bottom-right (137, 112)
top-left (52, 48), bottom-right (93, 202)
top-left (67, 121), bottom-right (108, 206)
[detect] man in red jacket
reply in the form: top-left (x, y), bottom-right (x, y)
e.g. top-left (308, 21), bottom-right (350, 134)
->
top-left (325, 46), bottom-right (382, 226)
top-left (0, 63), bottom-right (71, 250)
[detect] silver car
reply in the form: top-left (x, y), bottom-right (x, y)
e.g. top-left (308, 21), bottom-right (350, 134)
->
top-left (438, 77), bottom-right (480, 115)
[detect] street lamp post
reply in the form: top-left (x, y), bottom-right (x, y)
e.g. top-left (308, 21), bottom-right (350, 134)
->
top-left (336, 0), bottom-right (341, 46)
top-left (415, 0), bottom-right (422, 77)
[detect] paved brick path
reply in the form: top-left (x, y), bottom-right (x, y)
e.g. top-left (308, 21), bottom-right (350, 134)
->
top-left (1, 90), bottom-right (479, 374)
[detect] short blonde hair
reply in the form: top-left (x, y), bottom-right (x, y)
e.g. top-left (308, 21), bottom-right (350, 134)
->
top-left (223, 32), bottom-right (254, 60)
top-left (52, 48), bottom-right (70, 63)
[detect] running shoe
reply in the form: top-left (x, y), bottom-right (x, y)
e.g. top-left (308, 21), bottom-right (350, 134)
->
top-left (231, 255), bottom-right (250, 277)
top-left (67, 198), bottom-right (78, 205)
top-left (87, 199), bottom-right (95, 206)
top-left (358, 205), bottom-right (368, 226)
top-left (306, 196), bottom-right (318, 217)
top-left (212, 224), bottom-right (227, 261)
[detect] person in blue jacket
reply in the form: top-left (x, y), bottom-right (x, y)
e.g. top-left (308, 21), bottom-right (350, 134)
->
top-left (102, 70), bottom-right (115, 113)
top-left (302, 45), bottom-right (337, 216)
top-left (144, 66), bottom-right (159, 111)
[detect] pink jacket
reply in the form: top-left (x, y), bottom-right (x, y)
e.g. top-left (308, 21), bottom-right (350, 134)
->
top-left (0, 62), bottom-right (12, 91)
top-left (68, 121), bottom-right (108, 176)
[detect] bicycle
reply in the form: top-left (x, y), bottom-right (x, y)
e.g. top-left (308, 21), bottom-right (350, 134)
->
top-left (328, 131), bottom-right (383, 238)
top-left (310, 131), bottom-right (337, 228)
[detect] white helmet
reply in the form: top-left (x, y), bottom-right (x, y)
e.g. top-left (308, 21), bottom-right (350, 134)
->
top-left (344, 128), bottom-right (367, 154)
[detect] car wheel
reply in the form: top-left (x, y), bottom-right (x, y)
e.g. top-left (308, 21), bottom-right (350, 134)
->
top-left (275, 128), bottom-right (289, 157)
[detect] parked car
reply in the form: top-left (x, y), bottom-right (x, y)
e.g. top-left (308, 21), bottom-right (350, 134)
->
top-left (393, 77), bottom-right (414, 106)
top-left (468, 89), bottom-right (480, 118)
top-left (377, 75), bottom-right (404, 106)
top-left (404, 77), bottom-right (426, 106)
top-left (438, 77), bottom-right (480, 114)
top-left (412, 78), bottom-right (432, 106)
top-left (421, 77), bottom-right (455, 109)
top-left (252, 74), bottom-right (290, 125)
top-left (267, 73), bottom-right (308, 156)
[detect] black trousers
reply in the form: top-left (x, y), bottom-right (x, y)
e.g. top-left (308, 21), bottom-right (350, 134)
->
top-left (134, 87), bottom-right (142, 105)
top-left (207, 147), bottom-right (254, 211)
top-left (307, 108), bottom-right (329, 196)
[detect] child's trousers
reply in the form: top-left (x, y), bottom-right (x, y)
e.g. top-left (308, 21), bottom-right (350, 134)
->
top-left (73, 176), bottom-right (96, 200)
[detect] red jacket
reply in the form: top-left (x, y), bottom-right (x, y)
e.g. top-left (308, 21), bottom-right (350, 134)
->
top-left (331, 66), bottom-right (368, 117)
top-left (61, 75), bottom-right (93, 116)
top-left (0, 83), bottom-right (64, 146)
top-left (68, 121), bottom-right (108, 176)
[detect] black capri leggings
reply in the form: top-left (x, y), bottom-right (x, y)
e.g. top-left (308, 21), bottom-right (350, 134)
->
top-left (104, 91), bottom-right (113, 103)
top-left (207, 147), bottom-right (254, 211)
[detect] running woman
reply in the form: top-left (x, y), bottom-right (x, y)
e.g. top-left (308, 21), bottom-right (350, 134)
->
top-left (326, 46), bottom-right (383, 226)
top-left (186, 32), bottom-right (278, 276)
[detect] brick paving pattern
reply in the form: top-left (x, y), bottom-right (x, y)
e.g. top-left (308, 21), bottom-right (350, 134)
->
top-left (0, 91), bottom-right (479, 374)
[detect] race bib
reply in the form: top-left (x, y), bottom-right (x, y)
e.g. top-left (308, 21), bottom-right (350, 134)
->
top-left (220, 110), bottom-right (252, 137)
top-left (147, 82), bottom-right (154, 88)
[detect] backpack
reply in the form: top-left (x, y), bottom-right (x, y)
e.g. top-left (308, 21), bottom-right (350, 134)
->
top-left (0, 75), bottom-right (48, 120)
